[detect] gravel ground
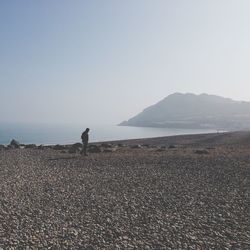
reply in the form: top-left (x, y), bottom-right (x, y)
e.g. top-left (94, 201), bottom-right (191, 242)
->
top-left (0, 132), bottom-right (250, 249)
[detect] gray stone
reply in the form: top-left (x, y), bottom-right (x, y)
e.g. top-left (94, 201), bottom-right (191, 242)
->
top-left (68, 147), bottom-right (78, 154)
top-left (88, 145), bottom-right (102, 153)
top-left (103, 148), bottom-right (116, 153)
top-left (25, 144), bottom-right (37, 149)
top-left (194, 149), bottom-right (209, 154)
top-left (53, 144), bottom-right (66, 150)
top-left (37, 145), bottom-right (44, 150)
top-left (130, 144), bottom-right (142, 149)
top-left (101, 143), bottom-right (113, 148)
top-left (156, 148), bottom-right (166, 152)
top-left (68, 143), bottom-right (82, 153)
top-left (72, 142), bottom-right (82, 148)
top-left (10, 139), bottom-right (20, 148)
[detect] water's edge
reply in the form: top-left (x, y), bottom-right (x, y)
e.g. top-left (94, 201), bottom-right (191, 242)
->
top-left (0, 123), bottom-right (216, 145)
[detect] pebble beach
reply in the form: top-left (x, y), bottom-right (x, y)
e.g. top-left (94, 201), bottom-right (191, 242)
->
top-left (0, 132), bottom-right (249, 249)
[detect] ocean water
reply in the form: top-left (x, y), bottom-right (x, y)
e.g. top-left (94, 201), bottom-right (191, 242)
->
top-left (0, 123), bottom-right (216, 145)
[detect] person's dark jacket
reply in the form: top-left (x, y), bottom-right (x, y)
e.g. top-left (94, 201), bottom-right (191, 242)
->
top-left (81, 132), bottom-right (89, 142)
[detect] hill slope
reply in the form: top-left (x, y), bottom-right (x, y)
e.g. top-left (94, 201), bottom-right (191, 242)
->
top-left (120, 93), bottom-right (250, 130)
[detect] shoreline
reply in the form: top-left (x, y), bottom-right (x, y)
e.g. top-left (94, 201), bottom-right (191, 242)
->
top-left (1, 130), bottom-right (227, 147)
top-left (0, 124), bottom-right (217, 146)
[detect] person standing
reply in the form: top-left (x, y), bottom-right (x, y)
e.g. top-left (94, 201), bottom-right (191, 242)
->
top-left (81, 128), bottom-right (90, 156)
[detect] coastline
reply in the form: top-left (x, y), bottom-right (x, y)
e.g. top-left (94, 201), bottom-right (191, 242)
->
top-left (0, 122), bottom-right (216, 145)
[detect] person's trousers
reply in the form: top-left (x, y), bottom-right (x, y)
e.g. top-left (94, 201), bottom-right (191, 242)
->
top-left (81, 141), bottom-right (88, 155)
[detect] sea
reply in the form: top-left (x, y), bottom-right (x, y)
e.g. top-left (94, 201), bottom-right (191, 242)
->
top-left (0, 123), bottom-right (216, 145)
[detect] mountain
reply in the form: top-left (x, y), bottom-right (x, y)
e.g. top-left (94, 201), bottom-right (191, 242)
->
top-left (119, 93), bottom-right (250, 130)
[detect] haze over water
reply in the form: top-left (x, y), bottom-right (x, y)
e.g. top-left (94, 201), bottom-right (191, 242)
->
top-left (0, 123), bottom-right (215, 145)
top-left (1, 1), bottom-right (250, 128)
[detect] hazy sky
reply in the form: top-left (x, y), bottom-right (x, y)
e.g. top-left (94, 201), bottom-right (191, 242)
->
top-left (1, 0), bottom-right (250, 124)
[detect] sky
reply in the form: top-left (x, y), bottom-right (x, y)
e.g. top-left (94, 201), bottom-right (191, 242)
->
top-left (0, 0), bottom-right (250, 124)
